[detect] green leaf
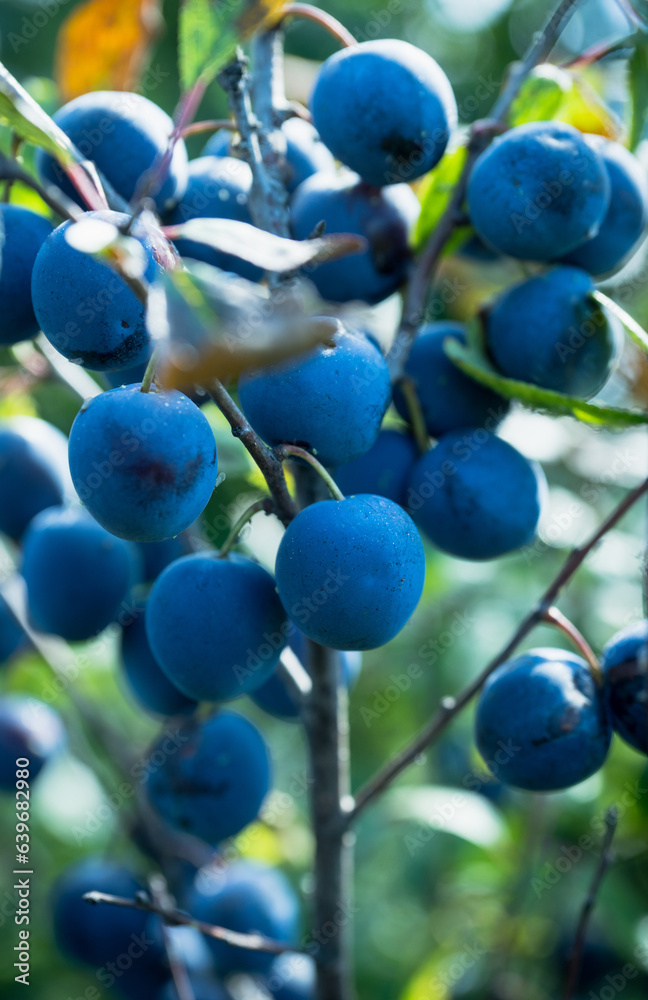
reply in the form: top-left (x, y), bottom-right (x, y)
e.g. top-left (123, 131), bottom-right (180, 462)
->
top-left (594, 289), bottom-right (648, 354)
top-left (414, 144), bottom-right (467, 251)
top-left (510, 64), bottom-right (571, 126)
top-left (164, 218), bottom-right (366, 271)
top-left (0, 61), bottom-right (78, 165)
top-left (510, 62), bottom-right (620, 139)
top-left (629, 39), bottom-right (648, 149)
top-left (178, 0), bottom-right (283, 91)
top-left (444, 337), bottom-right (648, 427)
top-left (384, 787), bottom-right (509, 849)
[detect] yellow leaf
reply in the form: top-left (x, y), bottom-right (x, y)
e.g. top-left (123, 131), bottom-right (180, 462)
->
top-left (54, 0), bottom-right (163, 103)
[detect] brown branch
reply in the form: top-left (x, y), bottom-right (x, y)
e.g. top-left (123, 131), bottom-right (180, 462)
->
top-left (83, 890), bottom-right (302, 956)
top-left (207, 379), bottom-right (297, 525)
top-left (388, 0), bottom-right (588, 379)
top-left (347, 475), bottom-right (648, 825)
top-left (563, 807), bottom-right (618, 1000)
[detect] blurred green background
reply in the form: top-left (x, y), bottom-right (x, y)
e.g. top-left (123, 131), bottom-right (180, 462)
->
top-left (1, 0), bottom-right (648, 998)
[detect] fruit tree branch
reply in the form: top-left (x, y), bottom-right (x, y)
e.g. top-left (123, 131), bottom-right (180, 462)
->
top-left (83, 890), bottom-right (303, 956)
top-left (563, 807), bottom-right (618, 1000)
top-left (277, 5), bottom-right (358, 47)
top-left (219, 49), bottom-right (291, 238)
top-left (346, 475), bottom-right (648, 826)
top-left (389, 0), bottom-right (588, 379)
top-left (207, 379), bottom-right (297, 524)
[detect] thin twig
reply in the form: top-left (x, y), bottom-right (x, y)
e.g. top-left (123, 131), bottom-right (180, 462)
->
top-left (219, 497), bottom-right (274, 557)
top-left (179, 118), bottom-right (238, 139)
top-left (563, 807), bottom-right (618, 1000)
top-left (388, 0), bottom-right (588, 379)
top-left (277, 444), bottom-right (345, 501)
top-left (542, 606), bottom-right (602, 684)
top-left (277, 4), bottom-right (358, 47)
top-left (396, 377), bottom-right (429, 454)
top-left (347, 475), bottom-right (648, 825)
top-left (207, 379), bottom-right (297, 525)
top-left (83, 890), bottom-right (303, 955)
top-left (148, 875), bottom-right (196, 1000)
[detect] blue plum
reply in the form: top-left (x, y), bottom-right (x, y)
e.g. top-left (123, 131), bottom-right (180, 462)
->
top-left (475, 648), bottom-right (612, 791)
top-left (467, 121), bottom-right (610, 260)
top-left (136, 534), bottom-right (191, 582)
top-left (290, 171), bottom-right (419, 304)
top-left (167, 156), bottom-right (262, 281)
top-left (393, 323), bottom-right (509, 437)
top-left (265, 953), bottom-right (315, 999)
top-left (0, 594), bottom-right (25, 666)
top-left (121, 602), bottom-right (197, 717)
top-left (31, 211), bottom-right (170, 370)
top-left (204, 118), bottom-right (336, 193)
top-left (562, 137), bottom-right (648, 276)
top-left (145, 711), bottom-right (271, 843)
top-left (22, 506), bottom-right (136, 641)
top-left (251, 629), bottom-right (362, 721)
top-left (0, 205), bottom-right (52, 345)
top-left (0, 416), bottom-right (71, 540)
top-left (239, 326), bottom-right (391, 468)
top-left (68, 384), bottom-right (218, 542)
top-left (146, 552), bottom-right (287, 701)
top-left (601, 619), bottom-right (648, 754)
top-left (311, 39), bottom-right (456, 187)
top-left (187, 861), bottom-right (299, 975)
top-left (36, 90), bottom-right (188, 211)
top-left (52, 857), bottom-right (166, 980)
top-left (485, 266), bottom-right (616, 397)
top-left (334, 429), bottom-right (419, 507)
top-left (275, 495), bottom-right (425, 650)
top-left (407, 430), bottom-right (545, 560)
top-left (0, 695), bottom-right (64, 790)
top-left (160, 976), bottom-right (229, 1000)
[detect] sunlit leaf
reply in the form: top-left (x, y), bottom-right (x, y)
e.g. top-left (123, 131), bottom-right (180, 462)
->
top-left (54, 0), bottom-right (162, 102)
top-left (414, 144), bottom-right (467, 251)
top-left (629, 38), bottom-right (648, 149)
top-left (510, 64), bottom-right (571, 126)
top-left (510, 62), bottom-right (621, 138)
top-left (0, 61), bottom-right (107, 210)
top-left (179, 0), bottom-right (284, 91)
top-left (384, 786), bottom-right (508, 849)
top-left (165, 218), bottom-right (365, 271)
top-left (444, 336), bottom-right (648, 427)
top-left (149, 262), bottom-right (337, 388)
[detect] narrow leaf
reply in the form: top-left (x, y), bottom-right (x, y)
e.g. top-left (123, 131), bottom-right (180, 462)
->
top-left (444, 337), bottom-right (648, 427)
top-left (594, 289), bottom-right (648, 353)
top-left (510, 64), bottom-right (571, 126)
top-left (179, 0), bottom-right (284, 91)
top-left (414, 144), bottom-right (467, 250)
top-left (54, 0), bottom-right (162, 102)
top-left (629, 39), bottom-right (648, 149)
top-left (164, 218), bottom-right (365, 271)
top-left (0, 62), bottom-right (78, 167)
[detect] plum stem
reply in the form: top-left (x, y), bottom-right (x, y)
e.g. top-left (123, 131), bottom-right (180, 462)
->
top-left (593, 290), bottom-right (648, 353)
top-left (276, 4), bottom-right (358, 47)
top-left (396, 376), bottom-right (430, 454)
top-left (140, 345), bottom-right (161, 393)
top-left (218, 497), bottom-right (274, 557)
top-left (277, 444), bottom-right (345, 501)
top-left (563, 806), bottom-right (618, 1000)
top-left (178, 118), bottom-right (238, 139)
top-left (389, 0), bottom-right (589, 381)
top-left (542, 606), bottom-right (603, 685)
top-left (346, 474), bottom-right (648, 826)
top-left (82, 889), bottom-right (304, 955)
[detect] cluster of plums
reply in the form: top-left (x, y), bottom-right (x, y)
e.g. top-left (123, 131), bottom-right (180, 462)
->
top-left (0, 25), bottom-right (647, 999)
